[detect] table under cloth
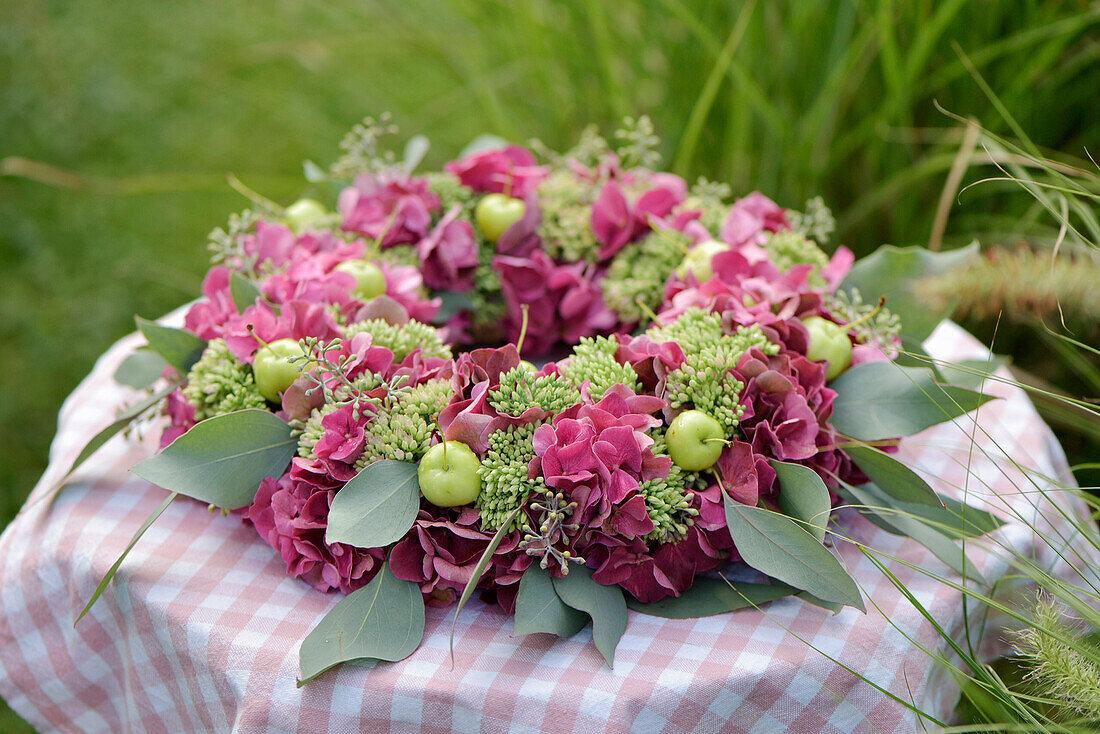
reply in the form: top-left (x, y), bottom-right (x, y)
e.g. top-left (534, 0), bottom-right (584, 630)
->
top-left (0, 319), bottom-right (1093, 733)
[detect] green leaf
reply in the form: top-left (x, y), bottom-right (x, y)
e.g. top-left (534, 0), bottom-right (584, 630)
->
top-left (49, 383), bottom-right (179, 499)
top-left (325, 460), bottom-right (421, 549)
top-left (449, 505), bottom-right (523, 661)
top-left (797, 592), bottom-right (844, 614)
top-left (846, 445), bottom-right (941, 508)
top-left (771, 461), bottom-right (831, 543)
top-left (229, 271), bottom-right (264, 314)
top-left (936, 357), bottom-right (1010, 392)
top-left (906, 495), bottom-right (1005, 538)
top-left (431, 290), bottom-right (476, 325)
top-left (839, 481), bottom-right (986, 584)
top-left (839, 243), bottom-right (978, 345)
top-left (403, 134), bottom-right (430, 172)
top-left (723, 495), bottom-right (865, 611)
top-left (114, 348), bottom-right (169, 390)
top-left (626, 576), bottom-right (795, 618)
top-left (298, 563), bottom-right (425, 685)
top-left (131, 409), bottom-right (295, 509)
top-left (552, 565), bottom-right (628, 667)
top-left (830, 362), bottom-right (994, 441)
top-left (135, 316), bottom-right (207, 376)
top-left (514, 563), bottom-right (588, 637)
top-left (76, 492), bottom-right (178, 624)
top-left (459, 134), bottom-right (509, 159)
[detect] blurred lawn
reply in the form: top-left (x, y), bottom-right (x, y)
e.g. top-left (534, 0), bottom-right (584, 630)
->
top-left (1, 1), bottom-right (1097, 729)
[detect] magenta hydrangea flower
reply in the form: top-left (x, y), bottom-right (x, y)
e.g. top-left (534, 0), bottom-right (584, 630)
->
top-left (184, 266), bottom-right (237, 341)
top-left (444, 145), bottom-right (549, 199)
top-left (720, 192), bottom-right (789, 247)
top-left (416, 207), bottom-right (480, 291)
top-left (224, 300), bottom-right (342, 363)
top-left (590, 175), bottom-right (688, 261)
top-left (338, 173), bottom-right (439, 247)
top-left (246, 470), bottom-right (387, 595)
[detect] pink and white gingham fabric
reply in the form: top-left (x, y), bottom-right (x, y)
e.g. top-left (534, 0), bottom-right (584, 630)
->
top-left (0, 320), bottom-right (1093, 733)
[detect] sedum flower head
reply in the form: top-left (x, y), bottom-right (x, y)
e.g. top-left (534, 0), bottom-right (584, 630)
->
top-left (786, 196), bottom-right (836, 246)
top-left (683, 177), bottom-right (732, 236)
top-left (297, 403), bottom-right (339, 459)
top-left (763, 230), bottom-right (830, 287)
top-left (183, 338), bottom-right (268, 421)
top-left (397, 378), bottom-right (454, 422)
top-left (650, 310), bottom-right (777, 431)
top-left (425, 171), bottom-right (476, 218)
top-left (489, 367), bottom-right (581, 417)
top-left (602, 229), bottom-right (688, 324)
top-left (478, 423), bottom-right (545, 532)
top-left (559, 335), bottom-right (640, 400)
top-left (355, 409), bottom-right (434, 467)
top-left (537, 169), bottom-right (601, 264)
top-left (343, 318), bottom-right (452, 361)
top-left (639, 462), bottom-right (698, 543)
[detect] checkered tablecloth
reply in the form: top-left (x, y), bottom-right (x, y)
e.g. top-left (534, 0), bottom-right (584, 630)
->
top-left (0, 320), bottom-right (1093, 733)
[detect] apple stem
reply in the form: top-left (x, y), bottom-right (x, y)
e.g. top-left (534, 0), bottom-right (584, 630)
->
top-left (370, 208), bottom-right (401, 253)
top-left (516, 304), bottom-right (530, 356)
top-left (703, 438), bottom-right (731, 446)
top-left (246, 323), bottom-right (274, 351)
top-left (844, 295), bottom-right (887, 332)
top-left (503, 161), bottom-right (514, 198)
top-left (634, 297), bottom-right (660, 323)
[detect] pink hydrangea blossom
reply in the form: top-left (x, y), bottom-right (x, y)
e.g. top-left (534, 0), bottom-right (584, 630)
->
top-left (416, 207), bottom-right (480, 291)
top-left (338, 173), bottom-right (439, 247)
top-left (444, 145), bottom-right (549, 199)
top-left (590, 175), bottom-right (687, 261)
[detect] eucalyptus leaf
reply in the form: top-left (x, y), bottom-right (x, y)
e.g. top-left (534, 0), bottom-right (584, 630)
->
top-left (75, 492), bottom-right (178, 624)
top-left (839, 243), bottom-right (978, 345)
top-left (303, 160), bottom-right (327, 182)
top-left (449, 505), bottom-right (523, 661)
top-left (131, 409), bottom-right (295, 509)
top-left (771, 461), bottom-right (831, 543)
top-left (841, 481), bottom-right (986, 584)
top-left (229, 271), bottom-right (264, 314)
top-left (723, 496), bottom-right (865, 611)
top-left (830, 362), bottom-right (994, 441)
top-left (114, 348), bottom-right (169, 390)
top-left (431, 290), bottom-right (476, 325)
top-left (937, 357), bottom-right (1010, 392)
top-left (846, 445), bottom-right (941, 508)
top-left (49, 383), bottom-right (179, 499)
top-left (797, 592), bottom-right (844, 614)
top-left (458, 134), bottom-right (509, 159)
top-left (552, 565), bottom-right (628, 667)
top-left (626, 576), bottom-right (796, 618)
top-left (135, 316), bottom-right (207, 376)
top-left (403, 134), bottom-right (430, 172)
top-left (298, 563), bottom-right (425, 685)
top-left (326, 460), bottom-right (421, 549)
top-left (514, 564), bottom-right (588, 637)
top-left (906, 495), bottom-right (1005, 538)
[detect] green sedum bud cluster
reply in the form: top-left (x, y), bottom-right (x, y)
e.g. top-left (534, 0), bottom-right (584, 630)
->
top-left (639, 462), bottom-right (698, 544)
top-left (355, 410), bottom-right (434, 467)
top-left (602, 229), bottom-right (689, 324)
top-left (342, 318), bottom-right (452, 362)
top-left (786, 196), bottom-right (836, 246)
top-left (372, 244), bottom-right (421, 269)
top-left (489, 367), bottom-right (581, 417)
top-left (478, 423), bottom-right (545, 532)
top-left (763, 230), bottom-right (830, 287)
top-left (537, 170), bottom-right (601, 264)
top-left (559, 335), bottom-right (640, 400)
top-left (396, 378), bottom-right (454, 422)
top-left (649, 310), bottom-right (778, 432)
top-left (425, 171), bottom-right (476, 218)
top-left (683, 177), bottom-right (732, 236)
top-left (183, 338), bottom-right (268, 421)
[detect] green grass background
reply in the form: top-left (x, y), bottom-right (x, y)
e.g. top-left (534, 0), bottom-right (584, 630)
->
top-left (1, 1), bottom-right (1097, 729)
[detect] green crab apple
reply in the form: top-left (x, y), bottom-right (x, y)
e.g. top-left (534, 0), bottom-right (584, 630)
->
top-left (475, 194), bottom-right (526, 243)
top-left (283, 198), bottom-right (328, 233)
top-left (253, 338), bottom-right (310, 402)
top-left (666, 409), bottom-right (726, 471)
top-left (802, 316), bottom-right (853, 381)
top-left (334, 260), bottom-right (387, 301)
top-left (418, 440), bottom-right (483, 507)
top-left (675, 240), bottom-right (728, 282)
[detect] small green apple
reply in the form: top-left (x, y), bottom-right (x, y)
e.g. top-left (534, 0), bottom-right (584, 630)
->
top-left (475, 194), bottom-right (526, 243)
top-left (666, 409), bottom-right (726, 471)
top-left (283, 198), bottom-right (328, 233)
top-left (418, 441), bottom-right (483, 507)
top-left (335, 260), bottom-right (387, 301)
top-left (675, 240), bottom-right (728, 281)
top-left (253, 338), bottom-right (309, 402)
top-left (802, 316), bottom-right (853, 380)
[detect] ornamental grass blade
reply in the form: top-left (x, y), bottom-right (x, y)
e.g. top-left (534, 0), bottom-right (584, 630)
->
top-left (829, 362), bottom-right (994, 441)
top-left (298, 563), bottom-right (425, 686)
top-left (326, 460), bottom-right (421, 549)
top-left (75, 492), bottom-right (177, 624)
top-left (448, 505), bottom-right (522, 663)
top-left (771, 461), bottom-right (831, 543)
top-left (45, 383), bottom-right (179, 503)
top-left (723, 495), bottom-right (865, 611)
top-left (135, 317), bottom-right (206, 376)
top-left (626, 576), bottom-right (796, 619)
top-left (840, 481), bottom-right (986, 584)
top-left (846, 445), bottom-right (942, 508)
top-left (514, 564), bottom-right (588, 637)
top-left (552, 566), bottom-right (628, 667)
top-left (229, 271), bottom-right (263, 314)
top-left (131, 409), bottom-right (295, 509)
top-left (113, 348), bottom-right (169, 390)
